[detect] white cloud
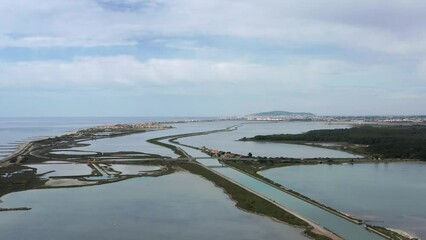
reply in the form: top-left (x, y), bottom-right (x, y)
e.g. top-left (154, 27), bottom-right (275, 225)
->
top-left (418, 61), bottom-right (426, 80)
top-left (0, 55), bottom-right (363, 90)
top-left (1, 1), bottom-right (426, 116)
top-left (0, 35), bottom-right (137, 48)
top-left (151, 39), bottom-right (217, 53)
top-left (1, 0), bottom-right (426, 55)
top-left (0, 56), bottom-right (256, 87)
top-left (0, 55), bottom-right (424, 116)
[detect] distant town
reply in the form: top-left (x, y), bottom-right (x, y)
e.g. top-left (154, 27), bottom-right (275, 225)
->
top-left (225, 111), bottom-right (426, 124)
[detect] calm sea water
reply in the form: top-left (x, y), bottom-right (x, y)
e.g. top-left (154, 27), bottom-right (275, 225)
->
top-left (0, 117), bottom-right (204, 159)
top-left (261, 163), bottom-right (426, 239)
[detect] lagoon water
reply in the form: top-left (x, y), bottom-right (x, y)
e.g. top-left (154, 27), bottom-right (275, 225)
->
top-left (261, 162), bottom-right (426, 239)
top-left (1, 118), bottom-right (424, 239)
top-left (214, 167), bottom-right (382, 240)
top-left (68, 121), bottom-right (244, 158)
top-left (24, 163), bottom-right (93, 178)
top-left (164, 145), bottom-right (383, 239)
top-left (163, 142), bottom-right (383, 239)
top-left (0, 172), bottom-right (306, 240)
top-left (179, 121), bottom-right (361, 158)
top-left (107, 164), bottom-right (163, 174)
top-left (75, 121), bottom-right (360, 159)
top-left (0, 117), bottom-right (185, 159)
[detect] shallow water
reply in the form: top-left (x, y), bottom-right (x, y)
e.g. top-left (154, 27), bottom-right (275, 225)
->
top-left (0, 117), bottom-right (200, 160)
top-left (75, 121), bottom-right (361, 159)
top-left (180, 121), bottom-right (361, 158)
top-left (261, 162), bottom-right (426, 239)
top-left (51, 151), bottom-right (97, 155)
top-left (70, 121), bottom-right (244, 158)
top-left (24, 163), bottom-right (93, 177)
top-left (2, 119), bottom-right (415, 239)
top-left (214, 167), bottom-right (382, 240)
top-left (163, 144), bottom-right (383, 239)
top-left (69, 131), bottom-right (178, 157)
top-left (107, 164), bottom-right (163, 175)
top-left (0, 172), bottom-right (307, 240)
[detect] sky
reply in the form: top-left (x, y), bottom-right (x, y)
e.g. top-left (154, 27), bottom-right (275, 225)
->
top-left (0, 0), bottom-right (426, 117)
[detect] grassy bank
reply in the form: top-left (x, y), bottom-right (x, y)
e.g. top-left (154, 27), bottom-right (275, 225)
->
top-left (366, 225), bottom-right (413, 240)
top-left (223, 160), bottom-right (363, 224)
top-left (224, 160), bottom-right (414, 240)
top-left (146, 137), bottom-right (187, 158)
top-left (0, 165), bottom-right (46, 199)
top-left (177, 162), bottom-right (333, 240)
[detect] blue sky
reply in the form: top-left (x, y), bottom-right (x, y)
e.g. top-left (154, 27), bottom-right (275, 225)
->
top-left (1, 0), bottom-right (425, 117)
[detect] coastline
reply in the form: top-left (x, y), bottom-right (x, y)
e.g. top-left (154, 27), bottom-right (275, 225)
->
top-left (1, 120), bottom-right (423, 240)
top-left (386, 228), bottom-right (418, 240)
top-left (178, 162), bottom-right (340, 240)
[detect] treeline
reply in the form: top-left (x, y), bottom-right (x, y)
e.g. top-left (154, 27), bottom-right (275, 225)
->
top-left (243, 125), bottom-right (426, 160)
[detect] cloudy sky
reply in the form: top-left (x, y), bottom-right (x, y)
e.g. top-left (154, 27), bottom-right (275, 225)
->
top-left (1, 0), bottom-right (425, 117)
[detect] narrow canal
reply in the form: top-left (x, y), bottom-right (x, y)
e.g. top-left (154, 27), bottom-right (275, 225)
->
top-left (169, 143), bottom-right (384, 240)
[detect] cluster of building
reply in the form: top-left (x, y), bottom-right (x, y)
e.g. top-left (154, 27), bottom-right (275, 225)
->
top-left (227, 115), bottom-right (426, 124)
top-left (319, 116), bottom-right (426, 124)
top-left (200, 146), bottom-right (244, 158)
top-left (94, 123), bottom-right (172, 130)
top-left (244, 114), bottom-right (316, 121)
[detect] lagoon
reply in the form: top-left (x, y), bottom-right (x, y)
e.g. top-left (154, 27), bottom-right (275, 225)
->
top-left (0, 172), bottom-right (307, 240)
top-left (261, 162), bottom-right (426, 239)
top-left (69, 121), bottom-right (244, 158)
top-left (179, 121), bottom-right (361, 158)
top-left (75, 121), bottom-right (361, 159)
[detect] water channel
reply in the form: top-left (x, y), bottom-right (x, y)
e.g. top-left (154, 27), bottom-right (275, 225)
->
top-left (3, 120), bottom-right (422, 239)
top-left (261, 162), bottom-right (426, 239)
top-left (167, 141), bottom-right (383, 240)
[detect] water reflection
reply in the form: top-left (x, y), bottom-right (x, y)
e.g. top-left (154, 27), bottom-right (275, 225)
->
top-left (179, 121), bottom-right (361, 158)
top-left (0, 173), bottom-right (307, 240)
top-left (261, 162), bottom-right (426, 239)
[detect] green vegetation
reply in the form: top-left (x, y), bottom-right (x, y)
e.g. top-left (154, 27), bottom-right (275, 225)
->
top-left (147, 137), bottom-right (188, 158)
top-left (146, 127), bottom-right (236, 158)
top-left (243, 125), bottom-right (426, 160)
top-left (224, 159), bottom-right (295, 174)
top-left (3, 126), bottom-right (164, 164)
top-left (0, 165), bottom-right (46, 199)
top-left (223, 160), bottom-right (362, 223)
top-left (44, 151), bottom-right (165, 162)
top-left (178, 162), bottom-right (332, 240)
top-left (366, 225), bottom-right (412, 240)
top-left (225, 159), bottom-right (414, 240)
top-left (223, 159), bottom-right (300, 187)
top-left (304, 231), bottom-right (335, 240)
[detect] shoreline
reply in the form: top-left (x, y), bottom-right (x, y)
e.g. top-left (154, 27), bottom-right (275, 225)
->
top-left (2, 120), bottom-right (422, 240)
top-left (386, 228), bottom-right (418, 240)
top-left (206, 165), bottom-right (342, 240)
top-left (224, 159), bottom-right (422, 240)
top-left (148, 130), bottom-right (341, 239)
top-left (178, 162), bottom-right (340, 240)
